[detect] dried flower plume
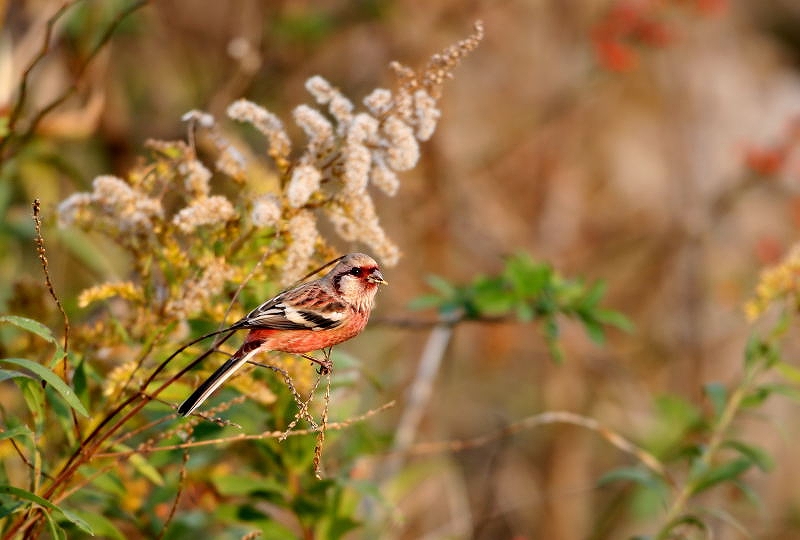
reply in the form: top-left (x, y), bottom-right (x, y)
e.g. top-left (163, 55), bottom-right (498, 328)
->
top-left (57, 22), bottom-right (483, 326)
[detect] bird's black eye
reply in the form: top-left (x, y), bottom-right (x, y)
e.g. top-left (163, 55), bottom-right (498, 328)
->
top-left (349, 267), bottom-right (363, 277)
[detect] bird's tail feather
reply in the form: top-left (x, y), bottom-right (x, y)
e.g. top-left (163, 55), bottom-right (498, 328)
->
top-left (177, 345), bottom-right (260, 416)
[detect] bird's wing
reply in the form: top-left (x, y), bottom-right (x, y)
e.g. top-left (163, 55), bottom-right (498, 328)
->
top-left (238, 284), bottom-right (348, 331)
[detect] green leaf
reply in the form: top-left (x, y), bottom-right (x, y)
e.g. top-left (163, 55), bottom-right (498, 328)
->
top-left (43, 511), bottom-right (67, 540)
top-left (660, 514), bottom-right (708, 537)
top-left (761, 383), bottom-right (800, 403)
top-left (744, 336), bottom-right (762, 369)
top-left (515, 302), bottom-right (534, 322)
top-left (471, 276), bottom-right (514, 315)
top-left (408, 294), bottom-right (445, 311)
top-left (73, 358), bottom-right (89, 408)
top-left (425, 275), bottom-right (456, 297)
top-left (593, 309), bottom-right (634, 333)
top-left (775, 361), bottom-right (800, 384)
top-left (504, 254), bottom-right (551, 298)
top-left (0, 425), bottom-right (31, 441)
top-left (18, 379), bottom-right (45, 433)
top-left (723, 440), bottom-right (774, 472)
top-left (740, 386), bottom-right (772, 408)
top-left (581, 280), bottom-right (607, 308)
top-left (597, 466), bottom-right (661, 489)
top-left (0, 315), bottom-right (57, 344)
top-left (67, 510), bottom-right (125, 540)
top-left (0, 485), bottom-right (93, 535)
top-left (129, 453), bottom-right (164, 486)
top-left (0, 369), bottom-right (37, 383)
top-left (703, 382), bottom-right (727, 419)
top-left (732, 479), bottom-right (762, 508)
top-left (744, 337), bottom-right (777, 369)
top-left (212, 474), bottom-right (286, 498)
top-left (580, 316), bottom-right (606, 345)
top-left (690, 458), bottom-right (752, 495)
top-left (1, 358), bottom-right (88, 417)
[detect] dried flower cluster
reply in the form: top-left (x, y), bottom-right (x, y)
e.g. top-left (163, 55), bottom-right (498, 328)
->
top-left (745, 244), bottom-right (800, 321)
top-left (57, 22), bottom-right (483, 331)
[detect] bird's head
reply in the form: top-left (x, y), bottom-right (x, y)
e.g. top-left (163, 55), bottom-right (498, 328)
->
top-left (330, 253), bottom-right (387, 309)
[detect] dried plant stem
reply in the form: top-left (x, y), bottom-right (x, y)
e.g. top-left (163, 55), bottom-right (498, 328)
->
top-left (94, 401), bottom-right (395, 458)
top-left (156, 448), bottom-right (189, 540)
top-left (313, 364), bottom-right (333, 479)
top-left (656, 362), bottom-right (763, 537)
top-left (2, 1), bottom-right (148, 159)
top-left (32, 199), bottom-right (80, 442)
top-left (25, 1), bottom-right (148, 146)
top-left (3, 2), bottom-right (75, 143)
top-left (404, 410), bottom-right (668, 481)
top-left (384, 314), bottom-right (458, 478)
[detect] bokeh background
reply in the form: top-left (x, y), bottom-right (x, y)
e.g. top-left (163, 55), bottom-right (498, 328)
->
top-left (4, 0), bottom-right (800, 538)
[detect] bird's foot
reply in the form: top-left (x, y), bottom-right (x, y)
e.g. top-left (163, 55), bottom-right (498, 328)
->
top-left (301, 354), bottom-right (332, 375)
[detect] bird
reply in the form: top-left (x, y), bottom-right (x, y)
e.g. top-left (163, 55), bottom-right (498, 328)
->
top-left (176, 253), bottom-right (387, 416)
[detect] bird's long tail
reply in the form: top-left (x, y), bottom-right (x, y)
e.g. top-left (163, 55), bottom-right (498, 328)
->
top-left (177, 341), bottom-right (262, 416)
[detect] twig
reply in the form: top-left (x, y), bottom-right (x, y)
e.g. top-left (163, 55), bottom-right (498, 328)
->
top-left (3, 1), bottom-right (76, 143)
top-left (383, 312), bottom-right (459, 478)
top-left (656, 361), bottom-right (764, 537)
top-left (8, 439), bottom-right (51, 480)
top-left (371, 314), bottom-right (515, 329)
top-left (402, 410), bottom-right (669, 482)
top-left (32, 199), bottom-right (79, 441)
top-left (94, 401), bottom-right (395, 458)
top-left (18, 1), bottom-right (149, 147)
top-left (313, 352), bottom-right (333, 479)
top-left (156, 448), bottom-right (189, 540)
top-left (31, 200), bottom-right (70, 368)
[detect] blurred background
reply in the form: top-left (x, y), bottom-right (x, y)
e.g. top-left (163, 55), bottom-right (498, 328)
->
top-left (4, 0), bottom-right (800, 538)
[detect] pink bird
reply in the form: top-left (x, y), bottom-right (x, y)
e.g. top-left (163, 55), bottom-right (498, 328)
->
top-left (177, 253), bottom-right (387, 416)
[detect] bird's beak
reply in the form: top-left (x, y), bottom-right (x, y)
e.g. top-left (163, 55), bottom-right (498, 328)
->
top-left (367, 269), bottom-right (388, 285)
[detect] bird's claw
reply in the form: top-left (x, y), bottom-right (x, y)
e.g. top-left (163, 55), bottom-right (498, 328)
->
top-left (315, 359), bottom-right (333, 375)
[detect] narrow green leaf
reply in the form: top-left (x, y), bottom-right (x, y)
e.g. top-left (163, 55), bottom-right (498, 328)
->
top-left (741, 386), bottom-right (772, 408)
top-left (703, 382), bottom-right (727, 419)
top-left (472, 277), bottom-right (514, 315)
top-left (581, 317), bottom-right (606, 345)
top-left (514, 302), bottom-right (534, 322)
top-left (597, 466), bottom-right (659, 488)
top-left (723, 440), bottom-right (774, 472)
top-left (661, 513), bottom-right (708, 537)
top-left (744, 336), bottom-right (762, 368)
top-left (408, 294), bottom-right (445, 311)
top-left (0, 501), bottom-right (24, 520)
top-left (425, 275), bottom-right (456, 297)
top-left (0, 369), bottom-right (36, 383)
top-left (1, 358), bottom-right (88, 417)
top-left (594, 309), bottom-right (634, 332)
top-left (0, 485), bottom-right (93, 535)
top-left (775, 361), bottom-right (800, 384)
top-left (732, 479), bottom-right (762, 508)
top-left (0, 316), bottom-right (56, 344)
top-left (761, 383), bottom-right (800, 403)
top-left (44, 385), bottom-right (78, 444)
top-left (18, 379), bottom-right (45, 433)
top-left (129, 454), bottom-right (164, 486)
top-left (0, 425), bottom-right (31, 442)
top-left (582, 280), bottom-right (607, 308)
top-left (43, 511), bottom-right (67, 540)
top-left (212, 474), bottom-right (286, 497)
top-left (73, 358), bottom-right (89, 408)
top-left (504, 254), bottom-right (551, 298)
top-left (690, 458), bottom-right (752, 495)
top-left (68, 510), bottom-right (125, 540)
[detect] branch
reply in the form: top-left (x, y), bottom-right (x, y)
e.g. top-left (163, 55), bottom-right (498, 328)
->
top-left (402, 410), bottom-right (669, 482)
top-left (93, 401), bottom-right (396, 458)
